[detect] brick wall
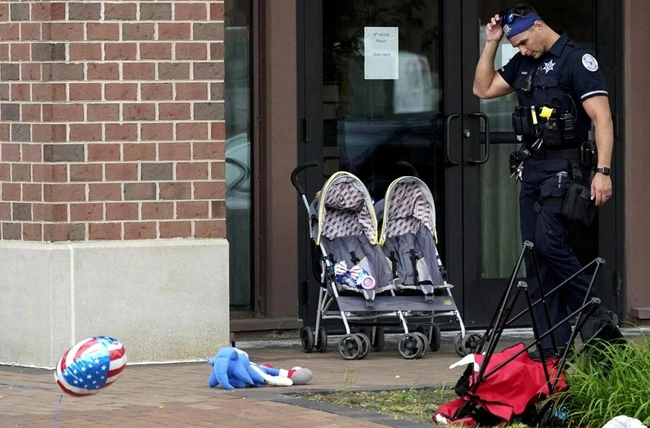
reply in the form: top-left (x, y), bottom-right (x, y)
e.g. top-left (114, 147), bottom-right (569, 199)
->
top-left (0, 1), bottom-right (226, 242)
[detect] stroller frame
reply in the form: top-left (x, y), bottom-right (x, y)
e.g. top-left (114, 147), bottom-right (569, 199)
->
top-left (292, 163), bottom-right (467, 360)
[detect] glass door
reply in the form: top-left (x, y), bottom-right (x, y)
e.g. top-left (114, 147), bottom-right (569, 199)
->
top-left (297, 0), bottom-right (620, 330)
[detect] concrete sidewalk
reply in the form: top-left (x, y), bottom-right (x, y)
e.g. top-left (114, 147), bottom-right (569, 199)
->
top-left (0, 333), bottom-right (502, 428)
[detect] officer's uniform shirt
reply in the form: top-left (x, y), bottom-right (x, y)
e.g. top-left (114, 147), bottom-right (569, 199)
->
top-left (499, 33), bottom-right (608, 140)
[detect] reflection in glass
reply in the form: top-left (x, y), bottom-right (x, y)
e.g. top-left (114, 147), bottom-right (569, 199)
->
top-left (225, 0), bottom-right (252, 311)
top-left (323, 0), bottom-right (446, 254)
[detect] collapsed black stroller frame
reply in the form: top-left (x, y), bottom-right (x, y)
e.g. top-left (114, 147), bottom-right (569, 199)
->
top-left (473, 240), bottom-right (605, 396)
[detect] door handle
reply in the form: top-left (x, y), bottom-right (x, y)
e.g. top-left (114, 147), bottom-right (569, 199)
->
top-left (467, 112), bottom-right (490, 165)
top-left (444, 113), bottom-right (460, 165)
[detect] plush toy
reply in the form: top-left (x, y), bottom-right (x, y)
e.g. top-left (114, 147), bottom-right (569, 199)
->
top-left (259, 363), bottom-right (313, 385)
top-left (207, 347), bottom-right (312, 390)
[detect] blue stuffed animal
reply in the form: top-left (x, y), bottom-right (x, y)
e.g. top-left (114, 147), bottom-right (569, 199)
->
top-left (207, 347), bottom-right (293, 390)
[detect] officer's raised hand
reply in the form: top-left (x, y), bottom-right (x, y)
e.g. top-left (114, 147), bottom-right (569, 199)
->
top-left (485, 14), bottom-right (504, 43)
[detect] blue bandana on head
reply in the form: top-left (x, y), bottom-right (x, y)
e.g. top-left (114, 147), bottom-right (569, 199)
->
top-left (502, 13), bottom-right (540, 39)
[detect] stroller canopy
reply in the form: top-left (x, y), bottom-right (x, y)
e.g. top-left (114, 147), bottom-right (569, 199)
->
top-left (316, 172), bottom-right (378, 246)
top-left (379, 176), bottom-right (437, 246)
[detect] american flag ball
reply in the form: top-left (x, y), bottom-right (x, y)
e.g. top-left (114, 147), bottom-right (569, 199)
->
top-left (54, 336), bottom-right (127, 397)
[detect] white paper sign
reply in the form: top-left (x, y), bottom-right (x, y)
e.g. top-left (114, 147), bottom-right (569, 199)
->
top-left (364, 27), bottom-right (398, 80)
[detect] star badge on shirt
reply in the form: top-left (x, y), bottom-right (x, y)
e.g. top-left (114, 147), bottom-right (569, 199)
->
top-left (542, 59), bottom-right (556, 74)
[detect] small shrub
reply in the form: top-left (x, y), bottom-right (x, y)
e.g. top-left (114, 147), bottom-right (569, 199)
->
top-left (553, 335), bottom-right (650, 428)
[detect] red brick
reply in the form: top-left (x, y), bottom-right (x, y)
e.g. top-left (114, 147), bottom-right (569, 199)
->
top-left (88, 62), bottom-right (120, 80)
top-left (158, 142), bottom-right (190, 161)
top-left (23, 223), bottom-right (43, 241)
top-left (70, 164), bottom-right (102, 182)
top-left (70, 124), bottom-right (102, 141)
top-left (70, 203), bottom-right (104, 221)
top-left (124, 182), bottom-right (156, 200)
top-left (105, 123), bottom-right (137, 141)
top-left (141, 123), bottom-right (173, 141)
top-left (175, 43), bottom-right (207, 60)
top-left (23, 183), bottom-right (43, 201)
top-left (22, 104), bottom-right (42, 121)
top-left (104, 42), bottom-right (137, 60)
top-left (0, 124), bottom-right (9, 142)
top-left (209, 166), bottom-right (225, 183)
top-left (88, 143), bottom-right (120, 161)
top-left (11, 43), bottom-right (30, 61)
top-left (48, 23), bottom-right (84, 41)
top-left (140, 43), bottom-right (172, 60)
top-left (177, 122), bottom-right (208, 141)
top-left (69, 43), bottom-right (102, 61)
top-left (142, 202), bottom-right (173, 220)
top-left (177, 201), bottom-right (209, 219)
top-left (0, 4), bottom-right (6, 21)
top-left (33, 164), bottom-right (68, 182)
top-left (193, 141), bottom-right (224, 160)
top-left (21, 63), bottom-right (41, 81)
top-left (0, 44), bottom-right (8, 61)
top-left (31, 3), bottom-right (54, 21)
top-left (159, 221), bottom-right (191, 238)
top-left (88, 103), bottom-right (119, 122)
top-left (141, 83), bottom-right (173, 101)
top-left (175, 82), bottom-right (208, 100)
top-left (175, 3), bottom-right (207, 20)
top-left (211, 200), bottom-right (225, 218)
top-left (123, 103), bottom-right (155, 121)
top-left (194, 181), bottom-right (224, 200)
top-left (87, 23), bottom-right (120, 41)
top-left (22, 144), bottom-right (42, 162)
top-left (1, 183), bottom-right (21, 201)
top-left (123, 143), bottom-right (156, 161)
top-left (43, 183), bottom-right (85, 202)
top-left (105, 83), bottom-right (138, 101)
top-left (176, 162), bottom-right (208, 180)
top-left (10, 84), bottom-right (30, 101)
top-left (123, 62), bottom-right (155, 80)
top-left (89, 223), bottom-right (121, 240)
top-left (105, 3), bottom-right (137, 20)
top-left (0, 164), bottom-right (9, 181)
top-left (209, 2), bottom-right (225, 20)
top-left (1, 23), bottom-right (21, 41)
top-left (31, 124), bottom-right (66, 142)
top-left (33, 204), bottom-right (67, 222)
top-left (88, 183), bottom-right (122, 201)
top-left (195, 219), bottom-right (225, 238)
top-left (124, 222), bottom-right (157, 240)
top-left (106, 202), bottom-right (138, 220)
top-left (44, 223), bottom-right (86, 242)
top-left (159, 103), bottom-right (190, 120)
top-left (0, 203), bottom-right (9, 221)
top-left (210, 121), bottom-right (226, 140)
top-left (45, 104), bottom-right (84, 122)
top-left (33, 83), bottom-right (67, 102)
top-left (70, 83), bottom-right (102, 101)
top-left (158, 23), bottom-right (190, 40)
top-left (21, 23), bottom-right (42, 41)
top-left (105, 163), bottom-right (138, 181)
top-left (159, 182), bottom-right (191, 200)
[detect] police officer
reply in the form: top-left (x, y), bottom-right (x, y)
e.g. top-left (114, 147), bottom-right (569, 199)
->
top-left (473, 3), bottom-right (614, 357)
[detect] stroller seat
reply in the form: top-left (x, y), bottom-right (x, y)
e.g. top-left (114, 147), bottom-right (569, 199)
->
top-left (377, 178), bottom-right (451, 297)
top-left (316, 175), bottom-right (395, 297)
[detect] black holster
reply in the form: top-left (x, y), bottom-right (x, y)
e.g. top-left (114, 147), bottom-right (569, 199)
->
top-left (562, 181), bottom-right (596, 227)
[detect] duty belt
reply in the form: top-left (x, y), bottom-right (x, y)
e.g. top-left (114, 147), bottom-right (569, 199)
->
top-left (529, 147), bottom-right (582, 164)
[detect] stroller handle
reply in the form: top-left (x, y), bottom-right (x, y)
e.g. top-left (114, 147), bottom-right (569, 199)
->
top-left (290, 162), bottom-right (319, 196)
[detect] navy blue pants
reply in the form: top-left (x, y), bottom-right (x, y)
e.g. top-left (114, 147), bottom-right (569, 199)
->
top-left (519, 158), bottom-right (597, 349)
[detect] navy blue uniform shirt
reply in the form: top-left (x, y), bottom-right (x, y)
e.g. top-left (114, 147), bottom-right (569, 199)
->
top-left (499, 33), bottom-right (608, 139)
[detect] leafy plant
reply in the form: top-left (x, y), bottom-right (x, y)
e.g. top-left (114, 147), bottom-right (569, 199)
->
top-left (553, 335), bottom-right (650, 428)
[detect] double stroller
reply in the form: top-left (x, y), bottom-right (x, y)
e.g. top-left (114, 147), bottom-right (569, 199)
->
top-left (291, 163), bottom-right (467, 360)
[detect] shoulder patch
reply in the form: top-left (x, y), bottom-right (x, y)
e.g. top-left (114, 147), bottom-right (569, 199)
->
top-left (582, 53), bottom-right (599, 72)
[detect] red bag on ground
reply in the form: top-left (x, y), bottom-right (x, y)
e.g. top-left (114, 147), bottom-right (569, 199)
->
top-left (434, 343), bottom-right (567, 426)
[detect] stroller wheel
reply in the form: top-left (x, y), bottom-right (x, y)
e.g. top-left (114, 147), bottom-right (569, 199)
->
top-left (429, 325), bottom-right (442, 352)
top-left (300, 326), bottom-right (315, 353)
top-left (338, 334), bottom-right (363, 360)
top-left (355, 332), bottom-right (371, 360)
top-left (314, 326), bottom-right (328, 353)
top-left (412, 331), bottom-right (428, 358)
top-left (454, 333), bottom-right (483, 357)
top-left (359, 327), bottom-right (385, 352)
top-left (398, 334), bottom-right (425, 360)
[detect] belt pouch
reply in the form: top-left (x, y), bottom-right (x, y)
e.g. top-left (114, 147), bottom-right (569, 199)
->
top-left (562, 182), bottom-right (597, 227)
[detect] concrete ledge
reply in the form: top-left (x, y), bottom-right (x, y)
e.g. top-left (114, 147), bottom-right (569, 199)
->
top-left (0, 239), bottom-right (230, 367)
top-left (630, 307), bottom-right (650, 319)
